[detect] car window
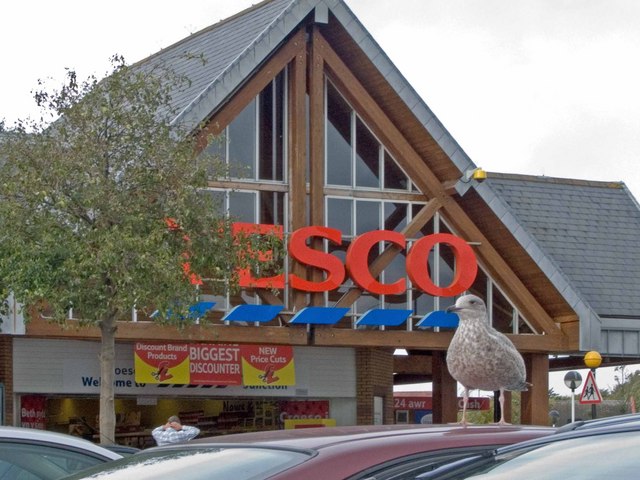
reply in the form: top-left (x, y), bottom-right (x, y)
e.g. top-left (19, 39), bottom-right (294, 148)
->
top-left (421, 431), bottom-right (640, 479)
top-left (0, 442), bottom-right (108, 479)
top-left (64, 446), bottom-right (311, 480)
top-left (353, 445), bottom-right (501, 480)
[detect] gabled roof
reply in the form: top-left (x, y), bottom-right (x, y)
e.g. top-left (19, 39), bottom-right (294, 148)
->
top-left (485, 174), bottom-right (640, 320)
top-left (133, 0), bottom-right (640, 354)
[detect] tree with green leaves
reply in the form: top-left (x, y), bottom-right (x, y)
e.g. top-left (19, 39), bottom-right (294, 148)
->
top-left (0, 56), bottom-right (281, 443)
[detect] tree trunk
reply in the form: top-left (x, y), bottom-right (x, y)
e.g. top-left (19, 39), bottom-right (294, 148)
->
top-left (98, 314), bottom-right (117, 445)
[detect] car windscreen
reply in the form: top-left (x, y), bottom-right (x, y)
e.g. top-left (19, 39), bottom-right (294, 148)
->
top-left (0, 441), bottom-right (109, 479)
top-left (419, 430), bottom-right (640, 479)
top-left (64, 446), bottom-right (312, 480)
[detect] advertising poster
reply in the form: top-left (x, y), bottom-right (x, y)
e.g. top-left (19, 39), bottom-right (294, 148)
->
top-left (20, 395), bottom-right (47, 429)
top-left (189, 344), bottom-right (243, 385)
top-left (241, 345), bottom-right (295, 386)
top-left (134, 343), bottom-right (190, 384)
top-left (134, 343), bottom-right (294, 386)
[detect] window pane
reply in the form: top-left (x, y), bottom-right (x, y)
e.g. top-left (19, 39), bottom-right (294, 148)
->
top-left (438, 243), bottom-right (456, 310)
top-left (204, 134), bottom-right (226, 162)
top-left (229, 99), bottom-right (256, 178)
top-left (355, 118), bottom-right (380, 188)
top-left (326, 83), bottom-right (352, 186)
top-left (384, 150), bottom-right (409, 190)
top-left (202, 190), bottom-right (226, 216)
top-left (492, 286), bottom-right (514, 333)
top-left (260, 191), bottom-right (285, 225)
top-left (383, 250), bottom-right (407, 287)
top-left (229, 191), bottom-right (256, 222)
top-left (412, 204), bottom-right (435, 237)
top-left (469, 268), bottom-right (488, 301)
top-left (384, 202), bottom-right (407, 232)
top-left (259, 81), bottom-right (274, 180)
top-left (414, 290), bottom-right (435, 315)
top-left (327, 198), bottom-right (352, 235)
top-left (356, 200), bottom-right (380, 234)
top-left (274, 70), bottom-right (285, 181)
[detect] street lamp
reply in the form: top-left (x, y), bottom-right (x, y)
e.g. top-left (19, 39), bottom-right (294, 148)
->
top-left (564, 371), bottom-right (583, 423)
top-left (584, 351), bottom-right (602, 419)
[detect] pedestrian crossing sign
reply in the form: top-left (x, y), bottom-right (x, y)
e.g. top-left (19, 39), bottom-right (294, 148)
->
top-left (579, 370), bottom-right (602, 404)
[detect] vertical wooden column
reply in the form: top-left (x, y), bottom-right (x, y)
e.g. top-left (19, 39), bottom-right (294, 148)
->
top-left (521, 353), bottom-right (550, 425)
top-left (308, 26), bottom-right (326, 306)
top-left (288, 33), bottom-right (308, 312)
top-left (432, 351), bottom-right (458, 423)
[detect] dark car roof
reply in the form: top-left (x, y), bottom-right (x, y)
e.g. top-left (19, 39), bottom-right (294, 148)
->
top-left (64, 424), bottom-right (555, 480)
top-left (191, 423), bottom-right (554, 450)
top-left (182, 424), bottom-right (555, 479)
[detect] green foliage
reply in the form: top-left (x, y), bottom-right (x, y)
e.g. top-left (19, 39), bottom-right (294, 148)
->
top-left (0, 56), bottom-right (282, 327)
top-left (608, 367), bottom-right (640, 408)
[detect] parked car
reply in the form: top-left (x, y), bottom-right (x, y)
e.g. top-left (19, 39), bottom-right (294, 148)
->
top-left (416, 416), bottom-right (640, 479)
top-left (0, 426), bottom-right (122, 479)
top-left (62, 423), bottom-right (555, 480)
top-left (103, 444), bottom-right (140, 456)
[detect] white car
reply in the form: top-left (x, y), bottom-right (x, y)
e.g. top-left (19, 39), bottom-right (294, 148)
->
top-left (0, 426), bottom-right (121, 479)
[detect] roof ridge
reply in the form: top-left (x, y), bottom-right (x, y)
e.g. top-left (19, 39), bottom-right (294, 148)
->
top-left (487, 172), bottom-right (625, 189)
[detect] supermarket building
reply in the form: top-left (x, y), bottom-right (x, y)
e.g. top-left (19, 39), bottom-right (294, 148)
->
top-left (2, 0), bottom-right (640, 441)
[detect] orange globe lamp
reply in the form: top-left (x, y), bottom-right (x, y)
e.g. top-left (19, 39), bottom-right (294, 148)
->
top-left (584, 351), bottom-right (602, 369)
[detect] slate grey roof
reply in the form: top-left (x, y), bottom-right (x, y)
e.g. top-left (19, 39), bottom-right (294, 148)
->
top-left (486, 174), bottom-right (640, 320)
top-left (136, 0), bottom-right (295, 128)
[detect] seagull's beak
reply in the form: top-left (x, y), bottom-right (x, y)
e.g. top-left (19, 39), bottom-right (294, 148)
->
top-left (446, 305), bottom-right (461, 313)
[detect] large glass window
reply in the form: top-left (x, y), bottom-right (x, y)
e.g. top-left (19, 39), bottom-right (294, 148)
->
top-left (204, 70), bottom-right (287, 183)
top-left (355, 118), bottom-right (380, 188)
top-left (228, 100), bottom-right (256, 178)
top-left (325, 80), bottom-right (410, 192)
top-left (326, 82), bottom-right (352, 186)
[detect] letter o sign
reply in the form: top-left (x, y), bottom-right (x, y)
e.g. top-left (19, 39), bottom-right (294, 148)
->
top-left (406, 233), bottom-right (477, 296)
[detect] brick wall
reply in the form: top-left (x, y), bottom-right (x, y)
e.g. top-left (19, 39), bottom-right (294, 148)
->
top-left (356, 347), bottom-right (394, 424)
top-left (0, 336), bottom-right (13, 425)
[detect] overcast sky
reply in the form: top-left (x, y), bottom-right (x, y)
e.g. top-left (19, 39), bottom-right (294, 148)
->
top-left (2, 1), bottom-right (638, 393)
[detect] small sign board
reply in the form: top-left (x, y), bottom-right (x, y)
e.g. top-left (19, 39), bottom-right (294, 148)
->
top-left (579, 370), bottom-right (602, 404)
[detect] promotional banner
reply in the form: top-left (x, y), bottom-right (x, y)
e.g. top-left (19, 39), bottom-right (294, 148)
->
top-left (134, 343), bottom-right (190, 384)
top-left (20, 395), bottom-right (47, 429)
top-left (241, 345), bottom-right (295, 386)
top-left (135, 343), bottom-right (294, 387)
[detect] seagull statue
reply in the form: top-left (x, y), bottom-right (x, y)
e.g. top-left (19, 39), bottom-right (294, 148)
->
top-left (446, 294), bottom-right (529, 425)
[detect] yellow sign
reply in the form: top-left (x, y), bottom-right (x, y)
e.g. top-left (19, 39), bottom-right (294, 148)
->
top-left (284, 418), bottom-right (336, 429)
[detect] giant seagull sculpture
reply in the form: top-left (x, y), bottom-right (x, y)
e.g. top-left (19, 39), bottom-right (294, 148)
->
top-left (446, 294), bottom-right (529, 425)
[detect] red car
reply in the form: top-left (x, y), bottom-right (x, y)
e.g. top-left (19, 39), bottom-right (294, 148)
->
top-left (64, 423), bottom-right (554, 480)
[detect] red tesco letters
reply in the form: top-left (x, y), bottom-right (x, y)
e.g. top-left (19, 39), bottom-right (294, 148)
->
top-left (233, 223), bottom-right (477, 296)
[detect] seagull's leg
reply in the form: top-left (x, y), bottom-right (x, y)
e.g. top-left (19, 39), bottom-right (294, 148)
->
top-left (497, 388), bottom-right (511, 425)
top-left (460, 387), bottom-right (470, 426)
